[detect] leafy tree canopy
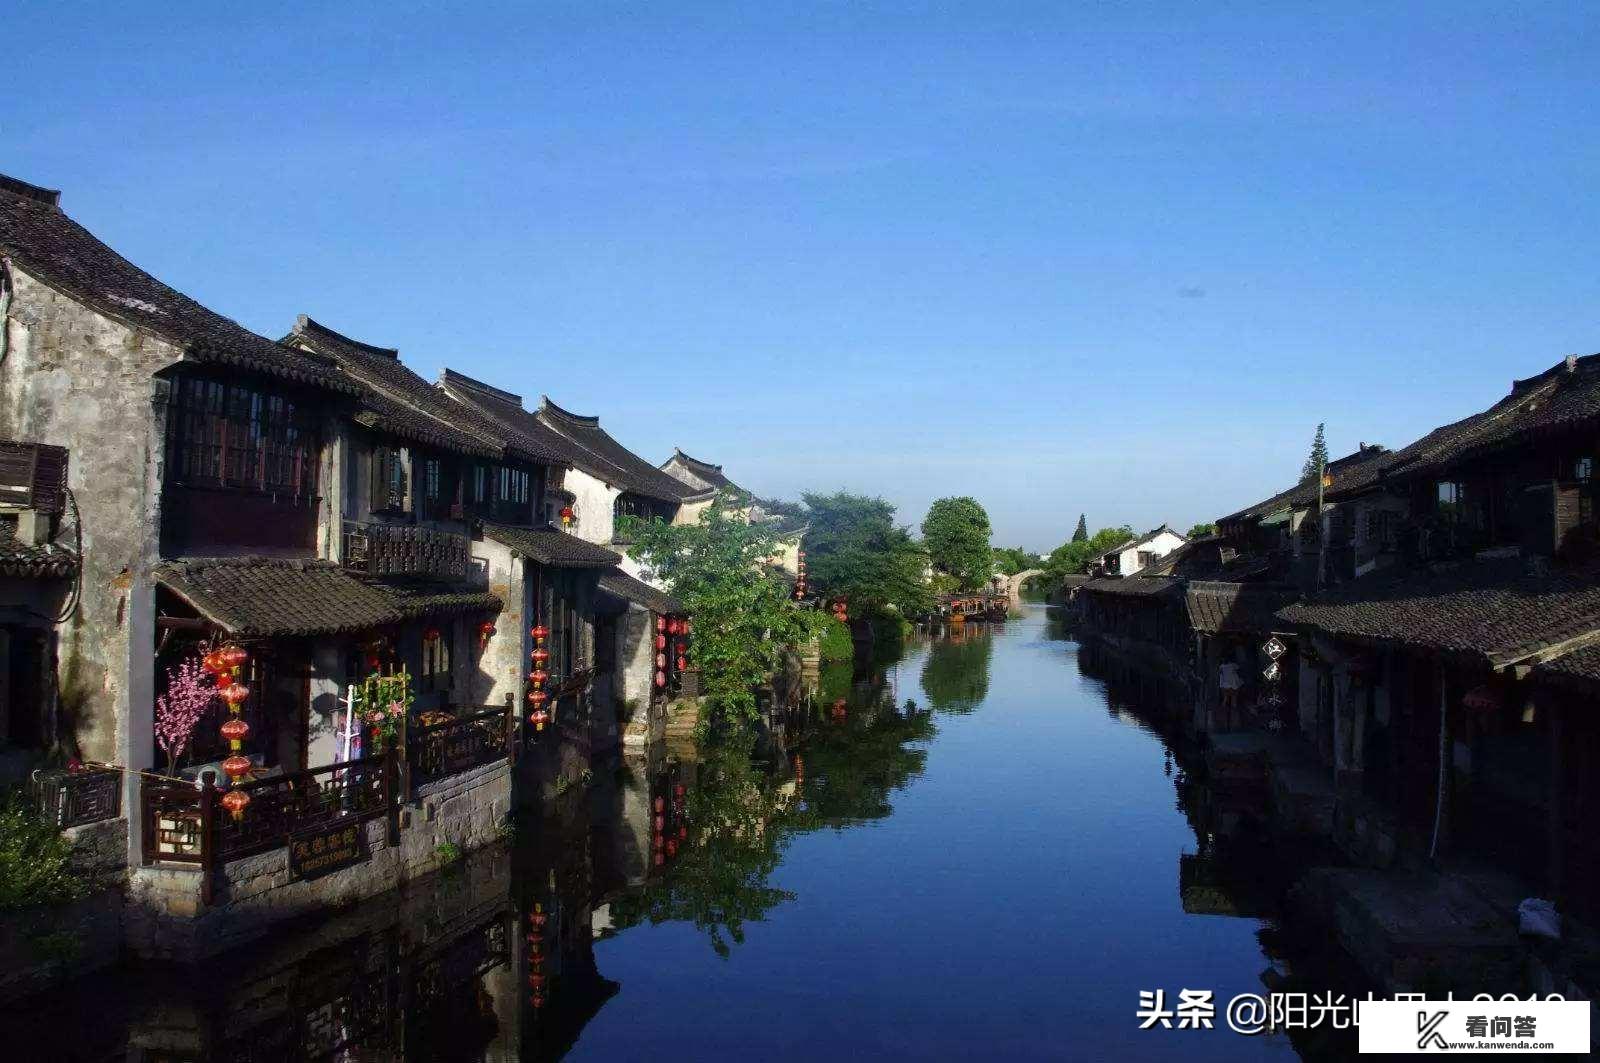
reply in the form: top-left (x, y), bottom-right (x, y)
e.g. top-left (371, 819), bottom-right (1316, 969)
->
top-left (991, 546), bottom-right (1042, 576)
top-left (1072, 514), bottom-right (1088, 543)
top-left (921, 497), bottom-right (994, 591)
top-left (622, 495), bottom-right (821, 729)
top-left (1187, 522), bottom-right (1216, 539)
top-left (800, 491), bottom-right (931, 617)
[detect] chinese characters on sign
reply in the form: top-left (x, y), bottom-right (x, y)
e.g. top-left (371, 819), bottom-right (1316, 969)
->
top-left (288, 819), bottom-right (368, 881)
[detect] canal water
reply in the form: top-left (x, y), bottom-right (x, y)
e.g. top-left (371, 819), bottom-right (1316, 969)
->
top-left (8, 604), bottom-right (1362, 1061)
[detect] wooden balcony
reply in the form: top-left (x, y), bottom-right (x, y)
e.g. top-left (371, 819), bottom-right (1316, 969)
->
top-left (343, 519), bottom-right (470, 579)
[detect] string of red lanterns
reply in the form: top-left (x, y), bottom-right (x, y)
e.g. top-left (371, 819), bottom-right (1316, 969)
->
top-left (527, 903), bottom-right (549, 1011)
top-left (528, 623), bottom-right (551, 730)
top-left (203, 642), bottom-right (252, 820)
top-left (653, 615), bottom-right (669, 691)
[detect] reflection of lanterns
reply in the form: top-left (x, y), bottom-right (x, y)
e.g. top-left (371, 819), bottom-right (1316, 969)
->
top-left (656, 653), bottom-right (666, 668)
top-left (220, 788), bottom-right (250, 820)
top-left (655, 670), bottom-right (667, 688)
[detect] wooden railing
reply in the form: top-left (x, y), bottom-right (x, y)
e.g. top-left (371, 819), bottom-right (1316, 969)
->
top-left (33, 766), bottom-right (122, 828)
top-left (140, 698), bottom-right (519, 901)
top-left (342, 519), bottom-right (470, 579)
top-left (408, 706), bottom-right (515, 787)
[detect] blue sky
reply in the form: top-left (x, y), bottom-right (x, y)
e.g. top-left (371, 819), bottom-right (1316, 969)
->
top-left (8, 3), bottom-right (1597, 550)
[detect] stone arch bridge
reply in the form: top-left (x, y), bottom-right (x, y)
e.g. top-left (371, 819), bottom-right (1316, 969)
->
top-left (1002, 569), bottom-right (1048, 601)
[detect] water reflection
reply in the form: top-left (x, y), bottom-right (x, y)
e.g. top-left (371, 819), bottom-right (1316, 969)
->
top-left (918, 625), bottom-right (993, 713)
top-left (10, 608), bottom-right (1382, 1061)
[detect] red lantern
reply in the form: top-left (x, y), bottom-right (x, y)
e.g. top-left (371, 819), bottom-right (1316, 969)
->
top-left (221, 644), bottom-right (248, 671)
top-left (530, 709), bottom-right (550, 730)
top-left (366, 654), bottom-right (381, 670)
top-left (527, 689), bottom-right (549, 706)
top-left (202, 649), bottom-right (227, 675)
top-left (220, 682), bottom-right (250, 707)
top-left (677, 655), bottom-right (687, 671)
top-left (220, 718), bottom-right (250, 744)
top-left (531, 669), bottom-right (549, 687)
top-left (531, 647), bottom-right (550, 665)
top-left (656, 616), bottom-right (666, 632)
top-left (220, 788), bottom-right (251, 820)
top-left (531, 624), bottom-right (549, 641)
top-left (656, 653), bottom-right (667, 669)
top-left (654, 796), bottom-right (664, 812)
top-left (221, 754), bottom-right (253, 781)
top-left (654, 670), bottom-right (667, 688)
top-left (655, 634), bottom-right (667, 651)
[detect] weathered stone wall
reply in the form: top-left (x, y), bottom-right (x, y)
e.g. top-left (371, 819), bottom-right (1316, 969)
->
top-left (1, 267), bottom-right (173, 860)
top-left (125, 760), bottom-right (511, 960)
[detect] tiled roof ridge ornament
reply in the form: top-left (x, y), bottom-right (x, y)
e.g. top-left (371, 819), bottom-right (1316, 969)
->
top-left (0, 173), bottom-right (61, 208)
top-left (439, 367), bottom-right (524, 409)
top-left (673, 448), bottom-right (723, 473)
top-left (539, 396), bottom-right (601, 426)
top-left (292, 314), bottom-right (401, 360)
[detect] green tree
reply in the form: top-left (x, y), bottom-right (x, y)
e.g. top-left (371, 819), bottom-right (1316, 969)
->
top-left (1072, 514), bottom-right (1088, 542)
top-left (921, 497), bottom-right (994, 590)
top-left (1044, 525), bottom-right (1135, 576)
top-left (1302, 423), bottom-right (1329, 483)
top-left (800, 491), bottom-right (931, 618)
top-left (991, 546), bottom-right (1041, 576)
top-left (622, 494), bottom-right (821, 729)
top-left (1186, 522), bottom-right (1216, 539)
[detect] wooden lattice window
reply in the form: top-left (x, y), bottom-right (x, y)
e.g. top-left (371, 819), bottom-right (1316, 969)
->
top-left (370, 445), bottom-right (408, 514)
top-left (164, 374), bottom-right (319, 497)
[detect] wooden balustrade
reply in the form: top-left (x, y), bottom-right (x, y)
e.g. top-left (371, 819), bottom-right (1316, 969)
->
top-left (33, 766), bottom-right (122, 828)
top-left (140, 699), bottom-right (520, 899)
top-left (342, 519), bottom-right (470, 579)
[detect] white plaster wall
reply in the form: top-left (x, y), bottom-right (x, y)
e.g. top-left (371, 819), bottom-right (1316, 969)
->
top-left (562, 465), bottom-right (620, 545)
top-left (471, 537), bottom-right (526, 707)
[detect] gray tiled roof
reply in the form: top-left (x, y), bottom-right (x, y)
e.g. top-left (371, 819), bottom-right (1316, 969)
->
top-left (538, 399), bottom-right (696, 504)
top-left (664, 448), bottom-right (735, 491)
top-left (1276, 559), bottom-right (1600, 666)
top-left (437, 370), bottom-right (583, 466)
top-left (285, 317), bottom-right (501, 458)
top-left (155, 557), bottom-right (500, 637)
top-left (0, 175), bottom-right (357, 394)
top-left (479, 523), bottom-right (621, 568)
top-left (0, 527), bottom-right (77, 578)
top-left (1080, 575), bottom-right (1185, 598)
top-left (597, 567), bottom-right (683, 614)
top-left (1530, 642), bottom-right (1600, 693)
top-left (1185, 581), bottom-right (1297, 634)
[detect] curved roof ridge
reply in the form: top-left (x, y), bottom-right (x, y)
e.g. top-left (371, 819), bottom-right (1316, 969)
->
top-left (539, 396), bottom-right (601, 426)
top-left (293, 314), bottom-right (400, 359)
top-left (0, 173), bottom-right (61, 208)
top-left (671, 447), bottom-right (723, 472)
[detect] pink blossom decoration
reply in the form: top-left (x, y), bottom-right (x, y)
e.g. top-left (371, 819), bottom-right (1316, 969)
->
top-left (155, 655), bottom-right (217, 776)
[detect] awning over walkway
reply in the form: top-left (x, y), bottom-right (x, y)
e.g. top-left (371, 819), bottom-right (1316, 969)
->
top-left (155, 557), bottom-right (501, 638)
top-left (480, 522), bottom-right (622, 569)
top-left (597, 566), bottom-right (683, 615)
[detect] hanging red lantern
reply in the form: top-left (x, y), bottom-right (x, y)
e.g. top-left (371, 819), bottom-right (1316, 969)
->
top-left (221, 644), bottom-right (248, 671)
top-left (530, 669), bottom-right (549, 687)
top-left (656, 653), bottom-right (666, 669)
top-left (366, 653), bottom-right (382, 670)
top-left (656, 615), bottom-right (667, 632)
top-left (531, 647), bottom-right (550, 665)
top-left (654, 634), bottom-right (667, 651)
top-left (423, 627), bottom-right (442, 643)
top-left (654, 670), bottom-right (667, 688)
top-left (654, 796), bottom-right (664, 812)
top-left (560, 505), bottom-right (575, 527)
top-left (677, 655), bottom-right (687, 671)
top-left (221, 754), bottom-right (253, 782)
top-left (530, 708), bottom-right (550, 730)
top-left (531, 624), bottom-right (549, 641)
top-left (219, 718), bottom-right (250, 744)
top-left (220, 788), bottom-right (251, 820)
top-left (527, 688), bottom-right (549, 706)
top-left (219, 682), bottom-right (250, 707)
top-left (202, 648), bottom-right (227, 675)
